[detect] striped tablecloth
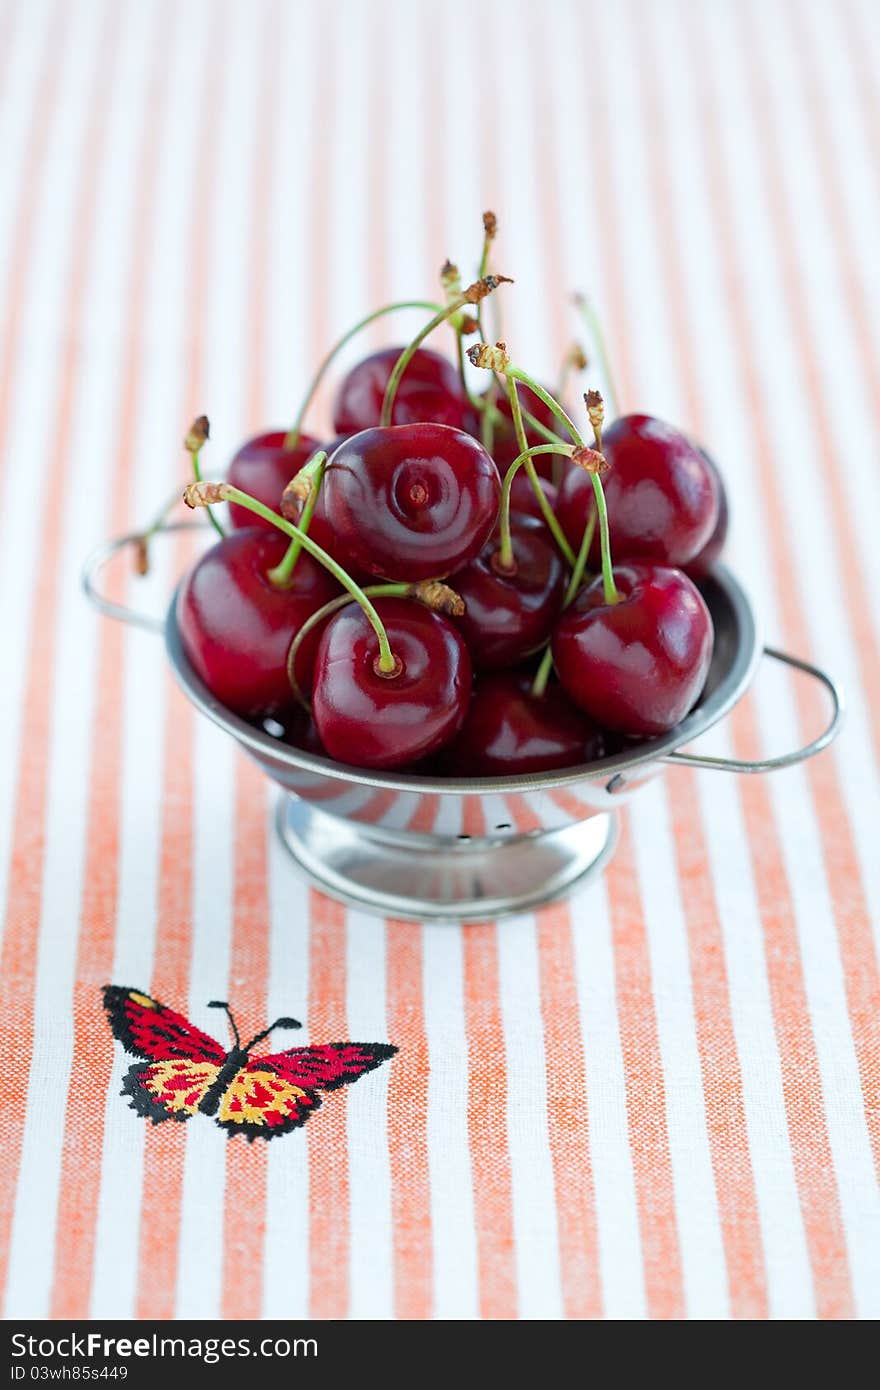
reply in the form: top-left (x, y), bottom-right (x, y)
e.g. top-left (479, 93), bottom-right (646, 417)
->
top-left (1, 0), bottom-right (878, 1321)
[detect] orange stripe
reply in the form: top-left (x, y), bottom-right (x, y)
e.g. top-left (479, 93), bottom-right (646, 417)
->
top-left (385, 921), bottom-right (432, 1318)
top-left (731, 700), bottom-right (853, 1318)
top-left (462, 922), bottom-right (517, 1318)
top-left (572, 5), bottom-right (686, 1318)
top-left (405, 793), bottom-right (442, 834)
top-left (535, 902), bottom-right (602, 1319)
top-left (219, 0), bottom-right (284, 1321)
top-left (684, 8), bottom-right (858, 1314)
top-left (628, 14), bottom-right (769, 1318)
top-left (307, 888), bottom-right (349, 1319)
top-left (739, 1), bottom-right (880, 1179)
top-left (0, 0), bottom-right (67, 507)
top-left (133, 3), bottom-right (227, 1319)
top-left (0, 0), bottom-right (117, 1309)
top-left (605, 816), bottom-right (685, 1319)
top-left (502, 793), bottom-right (541, 835)
top-left (665, 768), bottom-right (768, 1318)
top-left (48, 7), bottom-right (172, 1319)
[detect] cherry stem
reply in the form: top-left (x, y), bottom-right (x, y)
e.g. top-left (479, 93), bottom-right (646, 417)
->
top-left (380, 277), bottom-right (510, 428)
top-left (266, 452), bottom-right (327, 587)
top-left (530, 644), bottom-right (555, 700)
top-left (497, 430), bottom-right (577, 571)
top-left (284, 299), bottom-right (443, 450)
top-left (504, 365), bottom-right (583, 447)
top-left (185, 482), bottom-right (400, 675)
top-left (191, 446), bottom-right (225, 540)
top-left (574, 294), bottom-right (620, 417)
top-left (286, 583), bottom-right (409, 711)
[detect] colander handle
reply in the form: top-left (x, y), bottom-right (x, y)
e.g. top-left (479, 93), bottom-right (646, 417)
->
top-left (663, 645), bottom-right (844, 774)
top-left (81, 522), bottom-right (206, 635)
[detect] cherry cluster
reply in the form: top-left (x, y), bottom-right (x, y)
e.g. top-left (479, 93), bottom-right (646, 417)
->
top-left (172, 218), bottom-right (725, 775)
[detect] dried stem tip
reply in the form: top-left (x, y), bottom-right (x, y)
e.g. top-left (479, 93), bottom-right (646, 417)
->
top-left (133, 536), bottom-right (150, 576)
top-left (482, 210), bottom-right (497, 241)
top-left (459, 314), bottom-right (479, 336)
top-left (463, 273), bottom-right (513, 304)
top-left (571, 444), bottom-right (609, 476)
top-left (183, 480), bottom-right (228, 508)
top-left (281, 474), bottom-right (311, 519)
top-left (412, 580), bottom-right (466, 617)
top-left (184, 415), bottom-right (210, 453)
top-left (568, 344), bottom-right (589, 372)
top-left (584, 389), bottom-right (604, 432)
top-left (440, 259), bottom-right (462, 296)
top-left (466, 340), bottom-right (510, 372)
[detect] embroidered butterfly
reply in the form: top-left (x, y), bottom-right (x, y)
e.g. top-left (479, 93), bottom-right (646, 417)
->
top-left (103, 985), bottom-right (397, 1141)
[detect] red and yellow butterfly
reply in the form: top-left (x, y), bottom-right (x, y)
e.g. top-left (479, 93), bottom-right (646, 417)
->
top-left (103, 986), bottom-right (396, 1141)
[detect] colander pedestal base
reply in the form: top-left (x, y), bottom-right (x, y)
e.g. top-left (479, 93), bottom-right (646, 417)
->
top-left (276, 796), bottom-right (619, 922)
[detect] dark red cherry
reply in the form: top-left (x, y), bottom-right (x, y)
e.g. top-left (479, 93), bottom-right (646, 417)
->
top-left (551, 562), bottom-right (714, 737)
top-left (508, 471), bottom-right (558, 521)
top-left (226, 431), bottom-right (321, 532)
top-left (331, 346), bottom-right (470, 434)
top-left (489, 382), bottom-right (567, 478)
top-left (450, 520), bottom-right (567, 671)
top-left (444, 671), bottom-right (605, 775)
top-left (556, 414), bottom-right (719, 568)
top-left (686, 449), bottom-right (729, 578)
top-left (322, 424), bottom-right (500, 581)
top-left (311, 597), bottom-right (472, 769)
top-left (177, 529), bottom-right (339, 718)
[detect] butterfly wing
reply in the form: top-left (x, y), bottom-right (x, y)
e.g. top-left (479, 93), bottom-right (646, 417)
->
top-left (214, 1068), bottom-right (320, 1141)
top-left (103, 985), bottom-right (226, 1064)
top-left (249, 1042), bottom-right (398, 1091)
top-left (122, 1059), bottom-right (222, 1124)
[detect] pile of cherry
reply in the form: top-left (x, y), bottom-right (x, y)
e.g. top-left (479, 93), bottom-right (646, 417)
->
top-left (174, 248), bottom-right (727, 775)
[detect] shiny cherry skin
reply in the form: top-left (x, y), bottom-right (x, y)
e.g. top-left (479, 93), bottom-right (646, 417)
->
top-left (311, 597), bottom-right (472, 769)
top-left (226, 430), bottom-right (321, 532)
top-left (227, 429), bottom-right (354, 568)
top-left (177, 529), bottom-right (339, 719)
top-left (444, 671), bottom-right (605, 775)
top-left (332, 346), bottom-right (470, 434)
top-left (686, 449), bottom-right (729, 578)
top-left (551, 562), bottom-right (714, 737)
top-left (489, 382), bottom-right (566, 478)
top-left (556, 414), bottom-right (719, 568)
top-left (322, 423), bottom-right (500, 581)
top-left (450, 520), bottom-right (567, 671)
top-left (508, 471), bottom-right (558, 521)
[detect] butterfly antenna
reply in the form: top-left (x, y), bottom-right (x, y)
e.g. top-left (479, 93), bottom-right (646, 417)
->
top-left (208, 1000), bottom-right (240, 1048)
top-left (243, 1015), bottom-right (302, 1052)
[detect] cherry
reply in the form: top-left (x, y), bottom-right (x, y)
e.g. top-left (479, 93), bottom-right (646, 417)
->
top-left (489, 381), bottom-right (566, 477)
top-left (443, 671), bottom-right (605, 775)
top-left (686, 448), bottom-right (729, 578)
top-left (332, 346), bottom-right (470, 434)
top-left (311, 597), bottom-right (472, 769)
top-left (322, 423), bottom-right (500, 581)
top-left (177, 529), bottom-right (339, 718)
top-left (450, 520), bottom-right (567, 671)
top-left (556, 414), bottom-right (719, 568)
top-left (226, 431), bottom-right (322, 533)
top-left (509, 470), bottom-right (558, 521)
top-left (551, 562), bottom-right (714, 737)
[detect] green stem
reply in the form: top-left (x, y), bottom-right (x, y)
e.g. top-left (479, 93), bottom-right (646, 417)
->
top-left (267, 453), bottom-right (327, 587)
top-left (497, 443), bottom-right (577, 570)
top-left (506, 366), bottom-right (585, 448)
top-left (380, 296), bottom-right (471, 427)
top-left (531, 644), bottom-right (555, 700)
top-left (591, 471), bottom-right (620, 606)
top-left (192, 449), bottom-right (225, 539)
top-left (574, 295), bottom-right (620, 418)
top-left (284, 299), bottom-right (443, 450)
top-left (215, 484), bottom-right (400, 674)
top-left (287, 583), bottom-right (408, 710)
